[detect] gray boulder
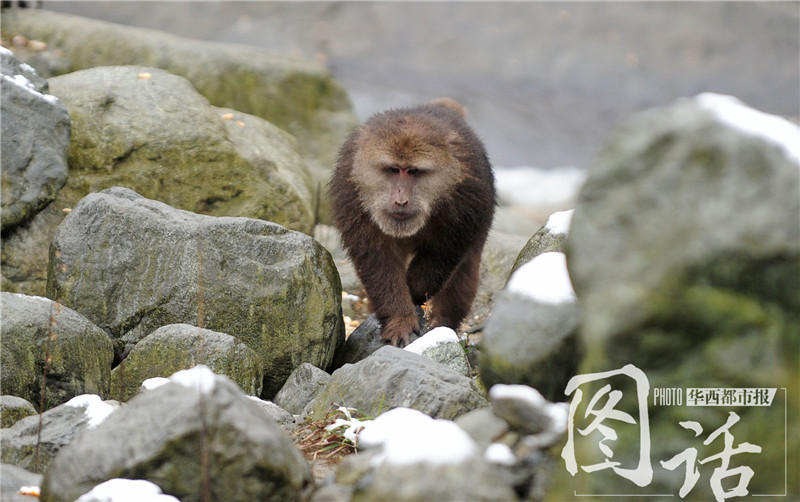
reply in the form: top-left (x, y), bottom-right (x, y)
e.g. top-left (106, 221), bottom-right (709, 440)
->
top-left (39, 368), bottom-right (312, 502)
top-left (454, 407), bottom-right (509, 448)
top-left (47, 187), bottom-right (344, 397)
top-left (2, 8), bottom-right (357, 223)
top-left (0, 396), bottom-right (37, 428)
top-left (3, 65), bottom-right (317, 297)
top-left (0, 47), bottom-right (69, 231)
top-left (0, 293), bottom-right (114, 409)
top-left (1, 464), bottom-right (43, 502)
top-left (47, 66), bottom-right (315, 232)
top-left (556, 94), bottom-right (800, 499)
top-left (247, 397), bottom-right (297, 430)
top-left (404, 327), bottom-right (471, 377)
top-left (479, 251), bottom-right (581, 402)
top-left (508, 208), bottom-right (573, 278)
top-left (110, 324), bottom-right (263, 401)
top-left (317, 407), bottom-right (517, 502)
top-left (336, 455), bottom-right (517, 502)
top-left (273, 362), bottom-right (331, 416)
top-left (471, 230), bottom-right (529, 325)
top-left (311, 346), bottom-right (487, 420)
top-left (1, 395), bottom-right (120, 472)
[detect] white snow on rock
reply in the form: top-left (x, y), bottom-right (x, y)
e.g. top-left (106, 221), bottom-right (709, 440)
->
top-left (139, 366), bottom-right (217, 394)
top-left (404, 327), bottom-right (459, 354)
top-left (494, 165), bottom-right (586, 208)
top-left (358, 407), bottom-right (476, 466)
top-left (489, 384), bottom-right (547, 407)
top-left (544, 208), bottom-right (574, 236)
top-left (167, 365), bottom-right (217, 394)
top-left (0, 46), bottom-right (13, 57)
top-left (695, 93), bottom-right (800, 164)
top-left (506, 252), bottom-right (577, 305)
top-left (140, 377), bottom-right (170, 391)
top-left (484, 442), bottom-right (516, 466)
top-left (1, 73), bottom-right (60, 105)
top-left (64, 394), bottom-right (116, 429)
top-left (75, 479), bottom-right (179, 502)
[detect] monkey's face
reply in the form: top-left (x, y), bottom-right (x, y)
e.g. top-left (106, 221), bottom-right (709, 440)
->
top-left (352, 129), bottom-right (463, 238)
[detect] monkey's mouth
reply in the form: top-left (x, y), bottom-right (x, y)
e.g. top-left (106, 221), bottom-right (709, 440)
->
top-left (389, 211), bottom-right (416, 223)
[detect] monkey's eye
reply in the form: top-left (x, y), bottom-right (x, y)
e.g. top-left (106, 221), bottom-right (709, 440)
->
top-left (384, 166), bottom-right (401, 175)
top-left (407, 168), bottom-right (419, 175)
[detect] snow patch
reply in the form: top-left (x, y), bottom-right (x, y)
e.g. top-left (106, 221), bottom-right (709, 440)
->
top-left (359, 407), bottom-right (476, 466)
top-left (544, 208), bottom-right (574, 236)
top-left (140, 377), bottom-right (170, 391)
top-left (1, 73), bottom-right (60, 105)
top-left (547, 402), bottom-right (570, 434)
top-left (507, 252), bottom-right (576, 305)
top-left (168, 365), bottom-right (217, 394)
top-left (0, 46), bottom-right (13, 57)
top-left (696, 93), bottom-right (800, 164)
top-left (405, 327), bottom-right (459, 354)
top-left (65, 394), bottom-right (115, 429)
top-left (484, 443), bottom-right (516, 466)
top-left (141, 366), bottom-right (217, 394)
top-left (489, 384), bottom-right (546, 407)
top-left (75, 479), bottom-right (179, 502)
top-left (494, 165), bottom-right (586, 208)
top-left (8, 292), bottom-right (51, 303)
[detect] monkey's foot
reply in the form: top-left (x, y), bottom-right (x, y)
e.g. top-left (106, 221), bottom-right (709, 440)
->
top-left (381, 316), bottom-right (419, 348)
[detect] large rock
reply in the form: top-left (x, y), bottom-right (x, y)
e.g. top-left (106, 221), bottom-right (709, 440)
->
top-left (552, 94), bottom-right (800, 499)
top-left (47, 66), bottom-right (315, 231)
top-left (0, 47), bottom-right (69, 231)
top-left (0, 293), bottom-right (114, 409)
top-left (110, 324), bottom-right (264, 401)
top-left (47, 188), bottom-right (344, 397)
top-left (40, 367), bottom-right (312, 502)
top-left (311, 346), bottom-right (487, 420)
top-left (480, 252), bottom-right (581, 401)
top-left (3, 65), bottom-right (319, 296)
top-left (2, 8), bottom-right (358, 221)
top-left (1, 394), bottom-right (119, 472)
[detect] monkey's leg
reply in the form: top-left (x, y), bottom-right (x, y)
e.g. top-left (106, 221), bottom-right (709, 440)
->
top-left (406, 247), bottom-right (464, 306)
top-left (428, 246), bottom-right (482, 330)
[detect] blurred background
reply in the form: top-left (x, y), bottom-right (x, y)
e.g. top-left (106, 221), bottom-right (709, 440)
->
top-left (46, 1), bottom-right (800, 229)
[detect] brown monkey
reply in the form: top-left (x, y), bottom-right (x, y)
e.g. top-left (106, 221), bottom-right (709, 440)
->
top-left (329, 99), bottom-right (495, 346)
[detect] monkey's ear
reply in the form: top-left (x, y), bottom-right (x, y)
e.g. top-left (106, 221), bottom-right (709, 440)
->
top-left (431, 97), bottom-right (467, 119)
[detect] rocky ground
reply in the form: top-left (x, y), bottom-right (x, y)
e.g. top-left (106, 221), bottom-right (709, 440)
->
top-left (1, 7), bottom-right (798, 502)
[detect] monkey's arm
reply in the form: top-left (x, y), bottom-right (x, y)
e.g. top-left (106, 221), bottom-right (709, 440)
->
top-left (345, 232), bottom-right (420, 347)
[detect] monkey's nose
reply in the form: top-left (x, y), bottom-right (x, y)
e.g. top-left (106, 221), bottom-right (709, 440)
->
top-left (394, 199), bottom-right (409, 207)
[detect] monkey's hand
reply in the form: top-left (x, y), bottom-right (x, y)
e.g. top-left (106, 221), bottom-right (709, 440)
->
top-left (381, 315), bottom-right (420, 348)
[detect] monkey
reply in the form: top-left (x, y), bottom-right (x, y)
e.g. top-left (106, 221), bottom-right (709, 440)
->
top-left (329, 98), bottom-right (495, 347)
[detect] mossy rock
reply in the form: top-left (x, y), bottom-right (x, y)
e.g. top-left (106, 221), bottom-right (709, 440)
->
top-left (1, 8), bottom-right (358, 222)
top-left (547, 95), bottom-right (799, 500)
top-left (47, 188), bottom-right (344, 398)
top-left (110, 324), bottom-right (264, 401)
top-left (0, 293), bottom-right (114, 410)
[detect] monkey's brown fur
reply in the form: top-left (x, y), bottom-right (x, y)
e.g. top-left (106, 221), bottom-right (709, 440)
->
top-left (329, 100), bottom-right (495, 346)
